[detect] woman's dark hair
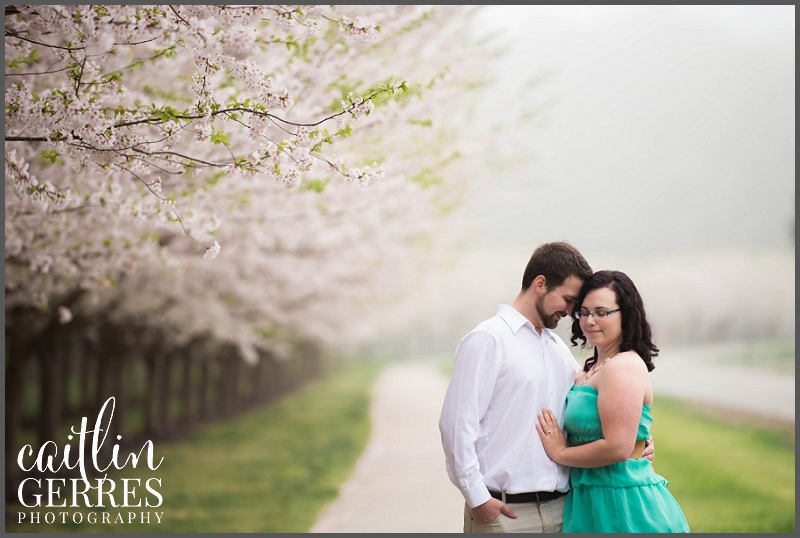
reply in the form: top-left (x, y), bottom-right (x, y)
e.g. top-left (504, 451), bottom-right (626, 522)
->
top-left (570, 270), bottom-right (658, 372)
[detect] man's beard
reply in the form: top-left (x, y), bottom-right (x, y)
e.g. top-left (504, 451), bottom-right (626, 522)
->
top-left (535, 293), bottom-right (562, 330)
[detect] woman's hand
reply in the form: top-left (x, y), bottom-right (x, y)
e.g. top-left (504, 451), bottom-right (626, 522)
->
top-left (535, 407), bottom-right (567, 463)
top-left (643, 437), bottom-right (655, 466)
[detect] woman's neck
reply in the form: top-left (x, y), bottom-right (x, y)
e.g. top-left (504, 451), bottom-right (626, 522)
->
top-left (596, 345), bottom-right (620, 360)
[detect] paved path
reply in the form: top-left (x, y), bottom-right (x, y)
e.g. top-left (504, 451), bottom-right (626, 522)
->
top-left (312, 352), bottom-right (794, 532)
top-left (311, 359), bottom-right (464, 533)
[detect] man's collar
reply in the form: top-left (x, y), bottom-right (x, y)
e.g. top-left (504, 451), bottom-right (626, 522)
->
top-left (497, 304), bottom-right (558, 342)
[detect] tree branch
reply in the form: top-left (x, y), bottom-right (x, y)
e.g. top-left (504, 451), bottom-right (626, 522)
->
top-left (6, 136), bottom-right (49, 142)
top-left (168, 5), bottom-right (191, 27)
top-left (5, 31), bottom-right (86, 51)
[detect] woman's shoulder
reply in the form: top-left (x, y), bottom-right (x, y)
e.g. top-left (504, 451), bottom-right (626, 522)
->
top-left (605, 351), bottom-right (648, 374)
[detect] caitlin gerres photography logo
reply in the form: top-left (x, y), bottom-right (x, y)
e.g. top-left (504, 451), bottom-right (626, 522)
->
top-left (15, 397), bottom-right (164, 527)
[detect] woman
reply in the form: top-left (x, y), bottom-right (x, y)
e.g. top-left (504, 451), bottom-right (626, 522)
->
top-left (536, 270), bottom-right (690, 533)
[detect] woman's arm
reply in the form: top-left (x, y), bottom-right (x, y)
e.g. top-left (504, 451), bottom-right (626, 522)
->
top-left (536, 354), bottom-right (648, 468)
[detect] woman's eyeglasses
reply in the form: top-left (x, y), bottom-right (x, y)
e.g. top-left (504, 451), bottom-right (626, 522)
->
top-left (573, 308), bottom-right (620, 320)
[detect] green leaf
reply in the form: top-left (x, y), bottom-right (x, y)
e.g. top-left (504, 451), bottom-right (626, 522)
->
top-left (337, 125), bottom-right (353, 138)
top-left (38, 150), bottom-right (62, 166)
top-left (210, 128), bottom-right (230, 146)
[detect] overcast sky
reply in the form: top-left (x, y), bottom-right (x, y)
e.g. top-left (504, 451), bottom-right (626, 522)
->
top-left (459, 5), bottom-right (795, 261)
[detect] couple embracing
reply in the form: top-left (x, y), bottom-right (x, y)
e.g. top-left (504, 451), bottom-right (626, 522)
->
top-left (439, 241), bottom-right (690, 533)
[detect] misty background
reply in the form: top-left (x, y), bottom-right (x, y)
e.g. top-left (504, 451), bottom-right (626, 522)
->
top-left (373, 5), bottom-right (795, 356)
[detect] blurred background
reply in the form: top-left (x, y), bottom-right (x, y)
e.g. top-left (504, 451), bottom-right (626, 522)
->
top-left (5, 4), bottom-right (794, 534)
top-left (377, 4), bottom-right (795, 356)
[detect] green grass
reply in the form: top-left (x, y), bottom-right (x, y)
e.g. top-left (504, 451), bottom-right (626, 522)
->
top-left (650, 396), bottom-right (795, 533)
top-left (6, 359), bottom-right (384, 533)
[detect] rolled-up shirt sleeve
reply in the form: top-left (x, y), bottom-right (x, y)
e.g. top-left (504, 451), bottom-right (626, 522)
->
top-left (439, 330), bottom-right (499, 508)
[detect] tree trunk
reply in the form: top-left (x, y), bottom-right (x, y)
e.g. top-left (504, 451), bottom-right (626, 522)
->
top-left (79, 332), bottom-right (95, 416)
top-left (182, 348), bottom-right (194, 425)
top-left (261, 353), bottom-right (277, 400)
top-left (200, 357), bottom-right (210, 420)
top-left (112, 351), bottom-right (129, 440)
top-left (5, 330), bottom-right (32, 498)
top-left (94, 354), bottom-right (112, 416)
top-left (216, 354), bottom-right (229, 416)
top-left (38, 326), bottom-right (65, 448)
top-left (157, 352), bottom-right (173, 435)
top-left (250, 357), bottom-right (264, 404)
top-left (229, 354), bottom-right (242, 412)
top-left (145, 352), bottom-right (159, 437)
top-left (62, 331), bottom-right (78, 419)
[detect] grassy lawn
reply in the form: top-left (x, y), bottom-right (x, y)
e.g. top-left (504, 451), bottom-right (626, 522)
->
top-left (650, 395), bottom-right (795, 533)
top-left (6, 359), bottom-right (384, 533)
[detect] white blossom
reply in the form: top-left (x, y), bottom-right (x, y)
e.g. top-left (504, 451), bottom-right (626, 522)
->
top-left (204, 241), bottom-right (222, 260)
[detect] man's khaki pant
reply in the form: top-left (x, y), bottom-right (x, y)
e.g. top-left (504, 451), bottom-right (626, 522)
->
top-left (463, 496), bottom-right (565, 533)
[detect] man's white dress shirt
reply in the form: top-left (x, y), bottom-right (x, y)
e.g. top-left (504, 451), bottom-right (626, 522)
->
top-left (439, 304), bottom-right (581, 508)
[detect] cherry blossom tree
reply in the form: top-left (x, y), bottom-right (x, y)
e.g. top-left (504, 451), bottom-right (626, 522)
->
top-left (6, 3), bottom-right (497, 341)
top-left (6, 6), bottom-right (508, 479)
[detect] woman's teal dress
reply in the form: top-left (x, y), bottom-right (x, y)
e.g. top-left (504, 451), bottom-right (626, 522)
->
top-left (562, 385), bottom-right (690, 533)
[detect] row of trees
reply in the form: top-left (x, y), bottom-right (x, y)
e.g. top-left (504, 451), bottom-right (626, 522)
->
top-left (8, 318), bottom-right (324, 502)
top-left (5, 5), bottom-right (510, 498)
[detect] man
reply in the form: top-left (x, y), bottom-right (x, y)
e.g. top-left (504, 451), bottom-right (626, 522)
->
top-left (439, 241), bottom-right (652, 533)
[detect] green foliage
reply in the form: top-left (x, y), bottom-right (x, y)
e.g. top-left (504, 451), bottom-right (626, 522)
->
top-left (7, 360), bottom-right (384, 533)
top-left (37, 150), bottom-right (62, 166)
top-left (407, 150), bottom-right (461, 189)
top-left (148, 104), bottom-right (189, 124)
top-left (142, 231), bottom-right (160, 244)
top-left (407, 168), bottom-right (443, 189)
top-left (301, 179), bottom-right (329, 193)
top-left (210, 128), bottom-right (230, 146)
top-left (153, 45), bottom-right (177, 60)
top-left (407, 118), bottom-right (433, 127)
top-left (325, 78), bottom-right (407, 115)
top-left (6, 47), bottom-right (39, 70)
top-left (398, 7), bottom-right (433, 34)
top-left (336, 124), bottom-right (353, 139)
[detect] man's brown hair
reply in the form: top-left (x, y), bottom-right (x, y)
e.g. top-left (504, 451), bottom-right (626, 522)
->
top-left (521, 241), bottom-right (593, 291)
